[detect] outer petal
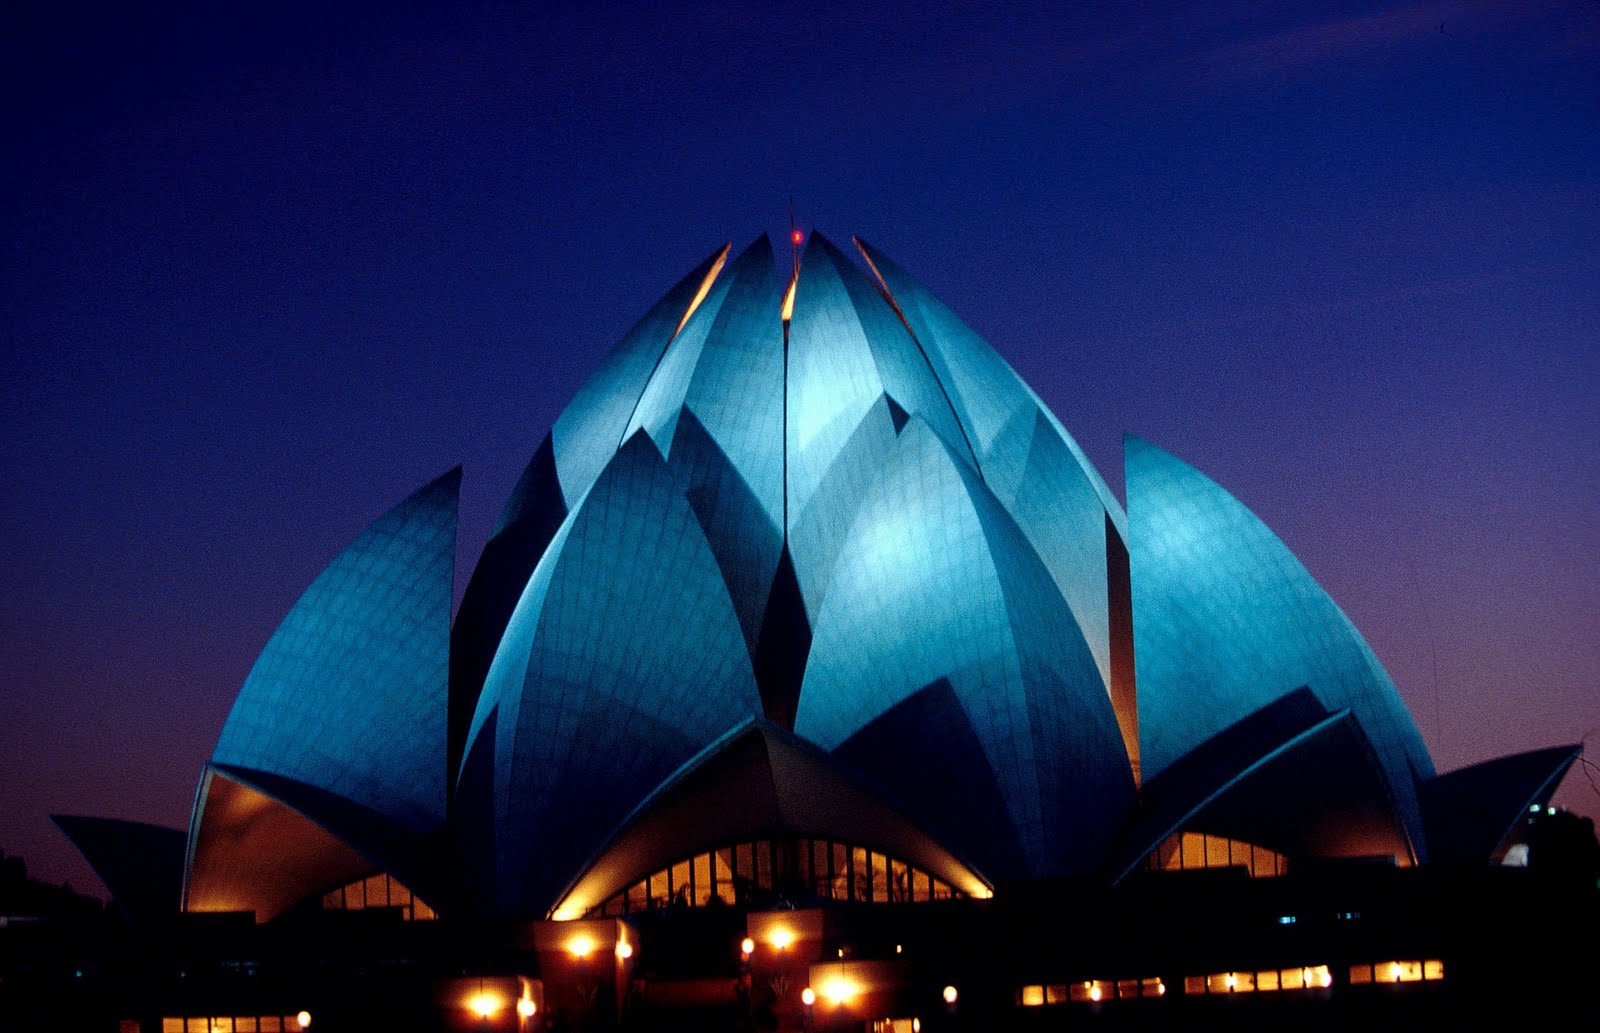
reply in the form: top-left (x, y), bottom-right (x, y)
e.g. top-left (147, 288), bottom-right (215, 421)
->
top-left (1126, 435), bottom-right (1434, 861)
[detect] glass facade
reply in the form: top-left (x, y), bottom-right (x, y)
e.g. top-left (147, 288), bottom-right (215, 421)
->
top-left (319, 871), bottom-right (436, 921)
top-left (587, 836), bottom-right (962, 917)
top-left (1145, 831), bottom-right (1288, 878)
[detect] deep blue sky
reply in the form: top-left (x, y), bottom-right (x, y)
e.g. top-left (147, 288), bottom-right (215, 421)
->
top-left (4, 1), bottom-right (1596, 894)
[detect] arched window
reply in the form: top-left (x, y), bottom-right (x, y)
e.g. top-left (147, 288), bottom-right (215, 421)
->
top-left (587, 836), bottom-right (965, 917)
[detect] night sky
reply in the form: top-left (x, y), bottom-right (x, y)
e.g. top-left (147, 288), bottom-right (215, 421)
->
top-left (4, 1), bottom-right (1595, 897)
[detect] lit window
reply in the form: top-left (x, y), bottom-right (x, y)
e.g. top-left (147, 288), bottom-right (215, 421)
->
top-left (583, 837), bottom-right (974, 916)
top-left (1147, 831), bottom-right (1288, 877)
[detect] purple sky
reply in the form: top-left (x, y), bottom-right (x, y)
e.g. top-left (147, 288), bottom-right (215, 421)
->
top-left (3, 1), bottom-right (1596, 896)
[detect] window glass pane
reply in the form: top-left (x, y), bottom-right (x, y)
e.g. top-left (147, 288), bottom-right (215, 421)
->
top-left (1257, 970), bottom-right (1279, 992)
top-left (390, 881), bottom-right (411, 907)
top-left (851, 847), bottom-right (869, 901)
top-left (1183, 976), bottom-right (1206, 995)
top-left (1019, 985), bottom-right (1044, 1007)
top-left (693, 853), bottom-right (712, 906)
top-left (890, 859), bottom-right (908, 902)
top-left (870, 852), bottom-right (888, 902)
top-left (735, 843), bottom-right (752, 883)
top-left (832, 843), bottom-right (849, 900)
top-left (795, 840), bottom-right (811, 886)
top-left (1044, 984), bottom-right (1068, 1005)
top-left (1181, 833), bottom-right (1205, 869)
top-left (714, 850), bottom-right (737, 905)
top-left (1281, 967), bottom-right (1306, 990)
top-left (912, 869), bottom-right (930, 903)
top-left (1348, 965), bottom-right (1372, 985)
top-left (1205, 835), bottom-right (1229, 868)
top-left (186, 1020), bottom-right (208, 1033)
top-left (261, 1019), bottom-right (282, 1033)
top-left (1116, 979), bottom-right (1139, 998)
top-left (322, 888), bottom-right (343, 909)
top-left (1423, 960), bottom-right (1444, 981)
top-left (755, 842), bottom-right (771, 891)
top-left (627, 880), bottom-right (646, 912)
top-left (649, 870), bottom-right (669, 907)
top-left (162, 1021), bottom-right (184, 1033)
top-left (236, 1020), bottom-right (257, 1033)
top-left (365, 874), bottom-right (388, 908)
top-left (670, 860), bottom-right (691, 905)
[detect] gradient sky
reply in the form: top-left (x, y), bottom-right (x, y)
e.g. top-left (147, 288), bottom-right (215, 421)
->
top-left (3, 1), bottom-right (1596, 896)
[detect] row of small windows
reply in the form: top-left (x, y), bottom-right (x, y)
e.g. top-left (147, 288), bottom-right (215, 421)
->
top-left (1184, 965), bottom-right (1334, 994)
top-left (1019, 978), bottom-right (1166, 1005)
top-left (1146, 831), bottom-right (1288, 878)
top-left (160, 1016), bottom-right (307, 1033)
top-left (320, 872), bottom-right (436, 921)
top-left (1018, 959), bottom-right (1442, 1007)
top-left (589, 838), bottom-right (964, 917)
top-left (1349, 960), bottom-right (1445, 985)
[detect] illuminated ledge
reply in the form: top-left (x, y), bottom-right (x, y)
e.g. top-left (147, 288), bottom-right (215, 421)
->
top-left (183, 764), bottom-right (444, 922)
top-left (1107, 689), bottom-right (1414, 882)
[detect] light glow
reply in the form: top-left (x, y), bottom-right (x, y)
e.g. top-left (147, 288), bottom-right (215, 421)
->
top-left (821, 976), bottom-right (861, 1006)
top-left (517, 998), bottom-right (537, 1018)
top-left (781, 274), bottom-right (797, 322)
top-left (615, 941), bottom-right (633, 960)
top-left (469, 992), bottom-right (501, 1019)
top-left (566, 933), bottom-right (598, 959)
top-left (768, 926), bottom-right (795, 950)
top-left (1089, 986), bottom-right (1102, 1002)
top-left (801, 988), bottom-right (816, 1007)
top-left (296, 1012), bottom-right (312, 1030)
top-left (942, 985), bottom-right (958, 1005)
top-left (741, 937), bottom-right (755, 956)
top-left (672, 244), bottom-right (730, 338)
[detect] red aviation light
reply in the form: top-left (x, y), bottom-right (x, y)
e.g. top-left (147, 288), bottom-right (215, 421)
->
top-left (791, 228), bottom-right (804, 246)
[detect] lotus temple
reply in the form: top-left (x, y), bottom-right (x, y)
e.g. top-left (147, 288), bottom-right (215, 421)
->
top-left (8, 233), bottom-right (1593, 1032)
